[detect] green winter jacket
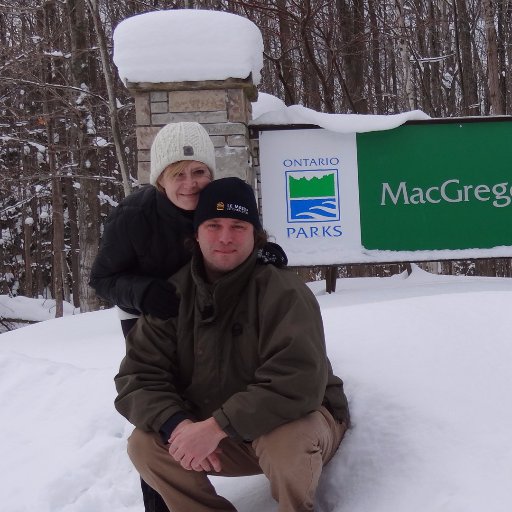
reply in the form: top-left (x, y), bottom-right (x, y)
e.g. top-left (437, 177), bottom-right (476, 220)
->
top-left (114, 249), bottom-right (349, 442)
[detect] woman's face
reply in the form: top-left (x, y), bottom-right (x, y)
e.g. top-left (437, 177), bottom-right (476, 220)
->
top-left (158, 160), bottom-right (212, 210)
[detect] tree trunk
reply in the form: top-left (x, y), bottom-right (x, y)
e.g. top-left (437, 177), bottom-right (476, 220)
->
top-left (23, 214), bottom-right (33, 298)
top-left (51, 174), bottom-right (65, 318)
top-left (454, 0), bottom-right (480, 115)
top-left (427, 0), bottom-right (442, 116)
top-left (42, 0), bottom-right (64, 317)
top-left (86, 0), bottom-right (132, 198)
top-left (496, 0), bottom-right (508, 113)
top-left (64, 177), bottom-right (80, 307)
top-left (483, 0), bottom-right (505, 114)
top-left (368, 0), bottom-right (383, 113)
top-left (276, 0), bottom-right (297, 106)
top-left (505, 1), bottom-right (512, 111)
top-left (300, 3), bottom-right (324, 111)
top-left (66, 0), bottom-right (100, 312)
top-left (395, 0), bottom-right (415, 110)
top-left (337, 0), bottom-right (368, 113)
top-left (48, 116), bottom-right (65, 316)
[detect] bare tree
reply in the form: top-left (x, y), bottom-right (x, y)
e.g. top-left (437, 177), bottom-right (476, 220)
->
top-left (66, 0), bottom-right (101, 311)
top-left (86, 0), bottom-right (132, 197)
top-left (454, 0), bottom-right (480, 114)
top-left (483, 0), bottom-right (505, 114)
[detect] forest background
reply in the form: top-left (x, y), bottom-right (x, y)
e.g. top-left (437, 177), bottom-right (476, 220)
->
top-left (1, 0), bottom-right (512, 318)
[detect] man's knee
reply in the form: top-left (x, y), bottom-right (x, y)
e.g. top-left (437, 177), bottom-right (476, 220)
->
top-left (253, 413), bottom-right (320, 461)
top-left (253, 408), bottom-right (343, 465)
top-left (127, 428), bottom-right (162, 467)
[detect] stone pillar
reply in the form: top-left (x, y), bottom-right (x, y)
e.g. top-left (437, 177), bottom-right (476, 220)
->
top-left (127, 78), bottom-right (257, 184)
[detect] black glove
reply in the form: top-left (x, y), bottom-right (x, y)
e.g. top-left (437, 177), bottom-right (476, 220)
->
top-left (140, 280), bottom-right (180, 319)
top-left (257, 242), bottom-right (288, 268)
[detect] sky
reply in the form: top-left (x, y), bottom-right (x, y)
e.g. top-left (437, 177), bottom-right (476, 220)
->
top-left (1, 265), bottom-right (512, 512)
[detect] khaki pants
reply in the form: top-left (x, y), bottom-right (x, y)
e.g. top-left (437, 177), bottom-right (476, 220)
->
top-left (127, 407), bottom-right (347, 512)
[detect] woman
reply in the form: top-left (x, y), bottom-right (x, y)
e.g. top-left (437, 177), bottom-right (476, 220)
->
top-left (90, 121), bottom-right (286, 512)
top-left (90, 121), bottom-right (215, 512)
top-left (90, 121), bottom-right (216, 336)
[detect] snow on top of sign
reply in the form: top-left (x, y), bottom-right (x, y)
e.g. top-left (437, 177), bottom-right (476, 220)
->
top-left (252, 92), bottom-right (287, 119)
top-left (113, 10), bottom-right (263, 85)
top-left (251, 93), bottom-right (430, 133)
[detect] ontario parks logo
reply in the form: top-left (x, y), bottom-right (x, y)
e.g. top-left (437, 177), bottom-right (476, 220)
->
top-left (286, 170), bottom-right (340, 223)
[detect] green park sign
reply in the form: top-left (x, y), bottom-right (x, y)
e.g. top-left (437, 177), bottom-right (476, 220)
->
top-left (258, 117), bottom-right (512, 266)
top-left (357, 119), bottom-right (512, 252)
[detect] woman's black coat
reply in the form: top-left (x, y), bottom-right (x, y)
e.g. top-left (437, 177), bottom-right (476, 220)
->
top-left (89, 186), bottom-right (194, 315)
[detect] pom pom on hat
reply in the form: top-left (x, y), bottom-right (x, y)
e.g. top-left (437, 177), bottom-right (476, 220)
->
top-left (150, 122), bottom-right (216, 185)
top-left (194, 177), bottom-right (262, 231)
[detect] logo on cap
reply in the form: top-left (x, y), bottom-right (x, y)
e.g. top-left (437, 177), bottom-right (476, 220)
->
top-left (183, 145), bottom-right (194, 156)
top-left (216, 201), bottom-right (225, 211)
top-left (227, 203), bottom-right (249, 215)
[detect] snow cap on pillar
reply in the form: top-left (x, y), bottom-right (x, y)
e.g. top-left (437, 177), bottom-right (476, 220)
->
top-left (113, 10), bottom-right (263, 85)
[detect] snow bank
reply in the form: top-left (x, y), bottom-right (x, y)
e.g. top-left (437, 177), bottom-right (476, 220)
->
top-left (2, 270), bottom-right (512, 511)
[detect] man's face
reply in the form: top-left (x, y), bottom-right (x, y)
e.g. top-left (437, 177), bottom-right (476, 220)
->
top-left (197, 218), bottom-right (255, 281)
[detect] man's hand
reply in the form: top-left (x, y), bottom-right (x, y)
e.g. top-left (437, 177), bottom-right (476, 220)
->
top-left (168, 417), bottom-right (227, 472)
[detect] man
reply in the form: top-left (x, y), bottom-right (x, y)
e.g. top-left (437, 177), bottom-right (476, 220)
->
top-left (115, 177), bottom-right (350, 512)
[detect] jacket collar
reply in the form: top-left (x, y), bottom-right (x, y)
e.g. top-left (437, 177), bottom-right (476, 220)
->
top-left (190, 248), bottom-right (259, 322)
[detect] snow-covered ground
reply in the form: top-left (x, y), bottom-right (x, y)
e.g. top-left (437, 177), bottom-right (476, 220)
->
top-left (1, 265), bottom-right (512, 512)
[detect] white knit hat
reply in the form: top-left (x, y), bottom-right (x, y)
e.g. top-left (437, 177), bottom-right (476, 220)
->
top-left (149, 122), bottom-right (216, 185)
